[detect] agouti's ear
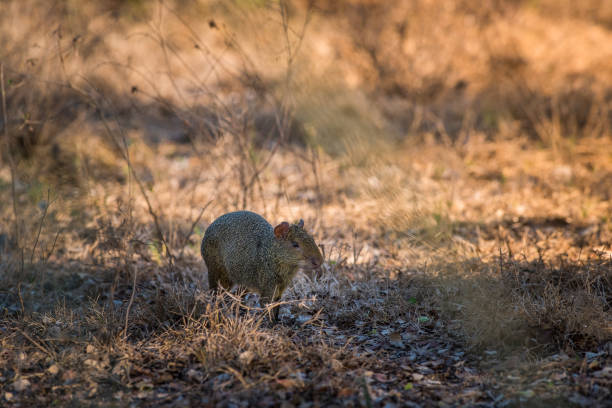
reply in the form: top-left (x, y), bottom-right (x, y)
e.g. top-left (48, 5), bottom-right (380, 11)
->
top-left (297, 219), bottom-right (304, 228)
top-left (274, 222), bottom-right (290, 239)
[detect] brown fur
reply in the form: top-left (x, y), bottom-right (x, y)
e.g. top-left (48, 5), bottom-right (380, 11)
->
top-left (201, 211), bottom-right (323, 321)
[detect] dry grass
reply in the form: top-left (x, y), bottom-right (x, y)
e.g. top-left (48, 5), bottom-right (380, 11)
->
top-left (1, 0), bottom-right (611, 406)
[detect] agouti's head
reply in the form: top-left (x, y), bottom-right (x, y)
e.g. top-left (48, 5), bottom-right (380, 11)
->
top-left (274, 219), bottom-right (323, 270)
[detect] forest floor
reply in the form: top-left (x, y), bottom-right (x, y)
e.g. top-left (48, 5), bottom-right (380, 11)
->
top-left (1, 1), bottom-right (611, 406)
top-left (1, 136), bottom-right (610, 407)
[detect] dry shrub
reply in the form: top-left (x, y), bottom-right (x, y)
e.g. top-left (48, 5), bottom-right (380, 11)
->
top-left (433, 260), bottom-right (530, 350)
top-left (1, 1), bottom-right (612, 406)
top-left (192, 295), bottom-right (293, 376)
top-left (506, 257), bottom-right (611, 350)
top-left (433, 254), bottom-right (611, 353)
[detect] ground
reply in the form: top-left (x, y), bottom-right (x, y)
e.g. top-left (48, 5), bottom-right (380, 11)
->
top-left (0, 1), bottom-right (611, 407)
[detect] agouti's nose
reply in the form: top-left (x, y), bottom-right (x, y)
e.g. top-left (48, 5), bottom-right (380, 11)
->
top-left (310, 257), bottom-right (322, 268)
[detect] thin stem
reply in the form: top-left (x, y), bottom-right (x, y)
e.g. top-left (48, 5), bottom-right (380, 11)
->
top-left (123, 266), bottom-right (138, 339)
top-left (31, 189), bottom-right (52, 264)
top-left (1, 64), bottom-right (20, 249)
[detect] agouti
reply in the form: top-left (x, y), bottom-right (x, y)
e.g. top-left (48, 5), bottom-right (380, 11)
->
top-left (201, 211), bottom-right (323, 321)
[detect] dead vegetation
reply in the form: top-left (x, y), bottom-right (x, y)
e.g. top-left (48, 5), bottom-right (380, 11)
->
top-left (0, 0), bottom-right (611, 406)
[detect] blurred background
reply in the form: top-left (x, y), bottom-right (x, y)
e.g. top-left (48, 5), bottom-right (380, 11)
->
top-left (0, 0), bottom-right (611, 405)
top-left (2, 0), bottom-right (610, 240)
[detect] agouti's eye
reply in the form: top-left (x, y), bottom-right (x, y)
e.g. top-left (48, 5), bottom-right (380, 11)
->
top-left (292, 242), bottom-right (299, 248)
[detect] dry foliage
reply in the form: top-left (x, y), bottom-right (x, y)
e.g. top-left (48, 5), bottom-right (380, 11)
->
top-left (0, 0), bottom-right (611, 406)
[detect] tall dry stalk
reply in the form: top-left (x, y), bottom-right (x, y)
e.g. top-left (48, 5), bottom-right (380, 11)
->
top-left (1, 63), bottom-right (23, 269)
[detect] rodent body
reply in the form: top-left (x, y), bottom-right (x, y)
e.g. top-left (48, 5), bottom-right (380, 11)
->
top-left (201, 211), bottom-right (323, 320)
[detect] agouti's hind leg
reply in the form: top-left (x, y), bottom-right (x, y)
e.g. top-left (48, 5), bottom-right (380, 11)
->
top-left (235, 285), bottom-right (249, 301)
top-left (209, 276), bottom-right (233, 294)
top-left (207, 264), bottom-right (232, 294)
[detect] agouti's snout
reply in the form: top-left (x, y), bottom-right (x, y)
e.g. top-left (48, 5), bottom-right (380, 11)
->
top-left (309, 256), bottom-right (322, 269)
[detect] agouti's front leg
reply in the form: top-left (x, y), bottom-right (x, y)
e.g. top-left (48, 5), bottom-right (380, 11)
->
top-left (261, 288), bottom-right (282, 322)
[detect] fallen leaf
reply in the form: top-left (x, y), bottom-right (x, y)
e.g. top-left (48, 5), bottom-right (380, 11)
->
top-left (426, 359), bottom-right (444, 368)
top-left (62, 370), bottom-right (77, 382)
top-left (187, 369), bottom-right (203, 382)
top-left (136, 391), bottom-right (151, 399)
top-left (276, 378), bottom-right (299, 388)
top-left (48, 364), bottom-right (60, 375)
top-left (84, 359), bottom-right (100, 369)
top-left (239, 350), bottom-right (255, 365)
top-left (155, 373), bottom-right (173, 383)
top-left (87, 384), bottom-right (98, 397)
top-left (550, 372), bottom-right (566, 381)
top-left (330, 359), bottom-right (343, 371)
top-left (593, 366), bottom-right (612, 378)
top-left (389, 332), bottom-right (404, 348)
top-left (135, 380), bottom-right (153, 391)
top-left (416, 365), bottom-right (434, 374)
top-left (585, 352), bottom-right (603, 361)
top-left (337, 388), bottom-right (353, 397)
top-left (297, 314), bottom-right (312, 324)
top-left (12, 378), bottom-right (30, 392)
top-left (112, 359), bottom-right (131, 376)
top-left (404, 383), bottom-right (413, 390)
top-left (520, 389), bottom-right (535, 398)
top-left (374, 373), bottom-right (388, 382)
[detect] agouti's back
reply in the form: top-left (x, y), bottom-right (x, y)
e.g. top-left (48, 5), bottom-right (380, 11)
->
top-left (201, 211), bottom-right (274, 290)
top-left (201, 210), bottom-right (323, 320)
